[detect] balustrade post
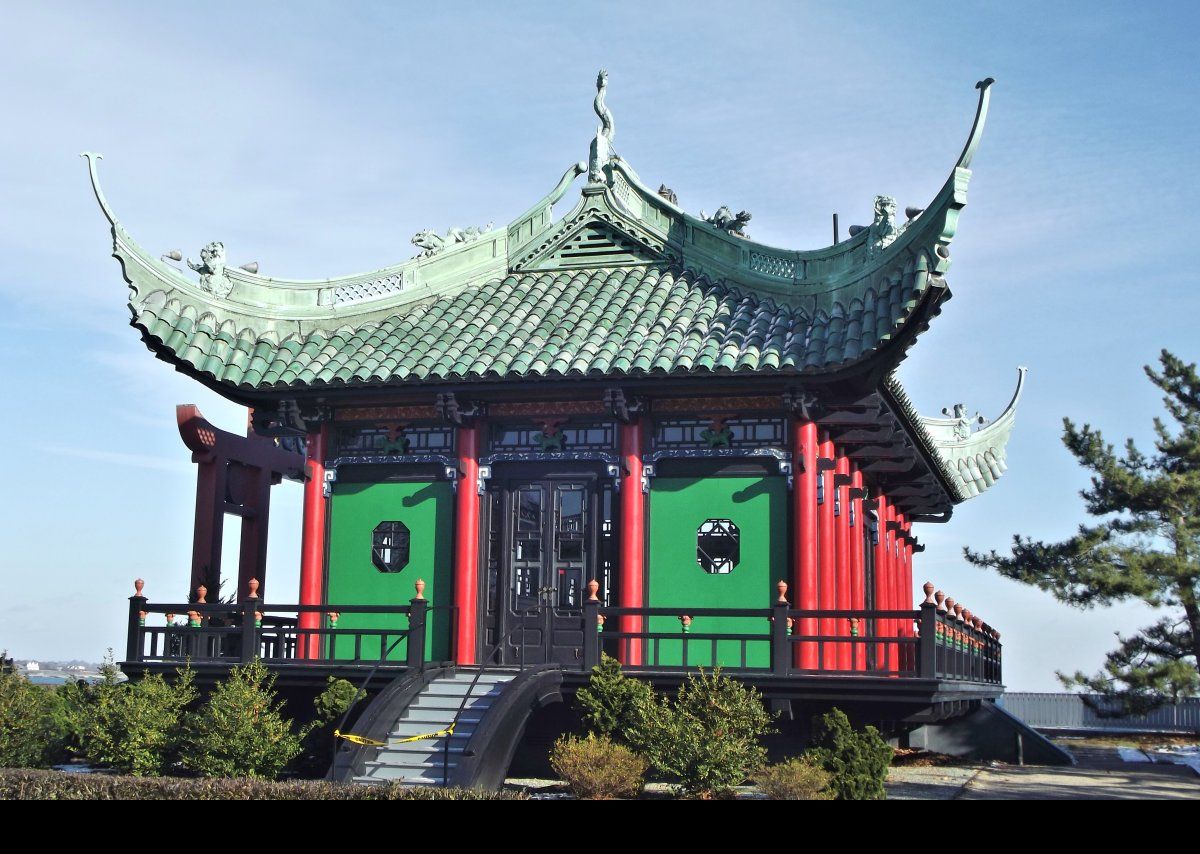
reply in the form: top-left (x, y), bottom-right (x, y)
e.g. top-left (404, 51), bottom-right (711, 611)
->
top-left (917, 582), bottom-right (937, 679)
top-left (582, 580), bottom-right (601, 670)
top-left (240, 578), bottom-right (260, 664)
top-left (127, 579), bottom-right (147, 663)
top-left (407, 579), bottom-right (427, 670)
top-left (771, 581), bottom-right (791, 676)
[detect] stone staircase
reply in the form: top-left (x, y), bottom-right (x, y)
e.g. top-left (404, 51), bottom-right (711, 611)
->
top-left (353, 670), bottom-right (515, 787)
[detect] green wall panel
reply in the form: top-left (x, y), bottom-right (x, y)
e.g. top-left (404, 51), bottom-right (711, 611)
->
top-left (326, 480), bottom-right (454, 662)
top-left (647, 476), bottom-right (786, 668)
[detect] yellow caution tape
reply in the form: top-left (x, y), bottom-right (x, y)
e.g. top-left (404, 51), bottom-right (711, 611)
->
top-left (392, 723), bottom-right (455, 744)
top-left (334, 722), bottom-right (455, 747)
top-left (333, 729), bottom-right (387, 747)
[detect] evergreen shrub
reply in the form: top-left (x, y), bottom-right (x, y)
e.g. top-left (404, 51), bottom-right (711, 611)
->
top-left (66, 656), bottom-right (196, 776)
top-left (0, 666), bottom-right (69, 768)
top-left (754, 756), bottom-right (833, 800)
top-left (806, 708), bottom-right (892, 800)
top-left (549, 734), bottom-right (647, 799)
top-left (183, 659), bottom-right (306, 779)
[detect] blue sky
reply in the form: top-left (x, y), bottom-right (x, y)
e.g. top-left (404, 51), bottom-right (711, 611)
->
top-left (2, 1), bottom-right (1198, 690)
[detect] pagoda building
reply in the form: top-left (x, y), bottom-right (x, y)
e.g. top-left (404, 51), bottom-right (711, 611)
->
top-left (89, 74), bottom-right (1047, 785)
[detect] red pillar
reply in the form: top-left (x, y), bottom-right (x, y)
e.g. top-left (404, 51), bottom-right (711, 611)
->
top-left (884, 499), bottom-right (901, 673)
top-left (834, 452), bottom-right (852, 671)
top-left (793, 419), bottom-right (818, 669)
top-left (453, 425), bottom-right (481, 665)
top-left (618, 420), bottom-right (645, 665)
top-left (298, 424), bottom-right (329, 659)
top-left (817, 434), bottom-right (837, 670)
top-left (874, 495), bottom-right (895, 672)
top-left (849, 466), bottom-right (865, 670)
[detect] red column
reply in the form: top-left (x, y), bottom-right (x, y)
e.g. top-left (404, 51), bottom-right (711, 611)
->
top-left (793, 419), bottom-right (818, 669)
top-left (618, 420), bottom-right (645, 665)
top-left (817, 434), bottom-right (837, 670)
top-left (453, 425), bottom-right (481, 665)
top-left (874, 495), bottom-right (895, 672)
top-left (849, 466), bottom-right (865, 670)
top-left (884, 499), bottom-right (901, 673)
top-left (834, 452), bottom-right (852, 671)
top-left (298, 424), bottom-right (329, 659)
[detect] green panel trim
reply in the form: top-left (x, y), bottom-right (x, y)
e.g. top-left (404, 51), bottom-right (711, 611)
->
top-left (325, 480), bottom-right (454, 661)
top-left (647, 475), bottom-right (787, 668)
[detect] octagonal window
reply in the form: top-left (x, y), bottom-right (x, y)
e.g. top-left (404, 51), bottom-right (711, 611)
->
top-left (372, 521), bottom-right (411, 573)
top-left (697, 519), bottom-right (739, 574)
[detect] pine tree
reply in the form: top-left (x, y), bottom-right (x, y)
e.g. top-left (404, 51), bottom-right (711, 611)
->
top-left (965, 350), bottom-right (1200, 713)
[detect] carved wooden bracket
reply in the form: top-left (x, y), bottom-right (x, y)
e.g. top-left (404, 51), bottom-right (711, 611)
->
top-left (783, 389), bottom-right (825, 422)
top-left (603, 387), bottom-right (645, 423)
top-left (435, 392), bottom-right (487, 426)
top-left (251, 399), bottom-right (329, 438)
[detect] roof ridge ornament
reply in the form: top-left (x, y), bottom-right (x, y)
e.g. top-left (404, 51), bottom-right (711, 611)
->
top-left (187, 242), bottom-right (233, 299)
top-left (588, 69), bottom-right (616, 184)
top-left (955, 78), bottom-right (995, 172)
top-left (80, 152), bottom-right (118, 226)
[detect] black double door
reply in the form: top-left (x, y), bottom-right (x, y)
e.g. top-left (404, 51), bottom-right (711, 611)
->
top-left (483, 472), bottom-right (602, 666)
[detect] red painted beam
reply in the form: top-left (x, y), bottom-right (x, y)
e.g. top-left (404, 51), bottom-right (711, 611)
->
top-left (618, 420), bottom-right (645, 665)
top-left (793, 419), bottom-right (818, 669)
top-left (453, 425), bottom-right (481, 665)
top-left (834, 452), bottom-right (852, 671)
top-left (298, 424), bottom-right (328, 660)
top-left (817, 433), bottom-right (837, 670)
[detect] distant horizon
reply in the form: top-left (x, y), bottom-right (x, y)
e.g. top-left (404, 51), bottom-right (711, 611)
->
top-left (3, 1), bottom-right (1198, 691)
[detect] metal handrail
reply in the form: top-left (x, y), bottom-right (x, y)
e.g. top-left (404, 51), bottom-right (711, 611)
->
top-left (440, 610), bottom-right (538, 786)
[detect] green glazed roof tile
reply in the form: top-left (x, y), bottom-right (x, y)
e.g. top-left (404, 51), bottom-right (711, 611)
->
top-left (125, 261), bottom-right (940, 391)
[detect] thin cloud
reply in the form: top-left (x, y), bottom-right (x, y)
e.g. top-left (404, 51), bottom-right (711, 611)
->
top-left (35, 443), bottom-right (190, 475)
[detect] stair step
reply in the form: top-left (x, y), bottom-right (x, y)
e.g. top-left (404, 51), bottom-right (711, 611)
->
top-left (423, 683), bottom-right (507, 698)
top-left (353, 773), bottom-right (443, 786)
top-left (444, 673), bottom-right (514, 684)
top-left (409, 697), bottom-right (495, 712)
top-left (375, 744), bottom-right (465, 761)
top-left (355, 766), bottom-right (447, 783)
top-left (365, 757), bottom-right (458, 771)
top-left (399, 709), bottom-right (484, 725)
top-left (390, 721), bottom-right (476, 739)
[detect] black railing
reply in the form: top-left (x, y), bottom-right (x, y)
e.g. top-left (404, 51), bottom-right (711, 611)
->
top-left (584, 598), bottom-right (1001, 685)
top-left (126, 593), bottom-right (443, 670)
top-left (125, 583), bottom-right (1000, 685)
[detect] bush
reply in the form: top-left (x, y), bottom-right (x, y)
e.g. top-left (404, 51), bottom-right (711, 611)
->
top-left (0, 667), bottom-right (69, 768)
top-left (0, 768), bottom-right (528, 800)
top-left (549, 734), bottom-right (647, 799)
top-left (575, 654), bottom-right (657, 743)
top-left (806, 708), bottom-right (892, 800)
top-left (636, 668), bottom-right (775, 798)
top-left (294, 676), bottom-right (364, 776)
top-left (314, 676), bottom-right (363, 725)
top-left (183, 659), bottom-right (306, 779)
top-left (755, 757), bottom-right (833, 800)
top-left (66, 657), bottom-right (196, 776)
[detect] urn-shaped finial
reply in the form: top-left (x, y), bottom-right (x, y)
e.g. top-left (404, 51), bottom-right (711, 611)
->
top-left (777, 580), bottom-right (789, 604)
top-left (414, 578), bottom-right (426, 600)
top-left (935, 590), bottom-right (947, 612)
top-left (922, 581), bottom-right (936, 605)
top-left (247, 578), bottom-right (260, 599)
top-left (196, 585), bottom-right (208, 604)
top-left (134, 578), bottom-right (145, 597)
top-left (586, 579), bottom-right (600, 602)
